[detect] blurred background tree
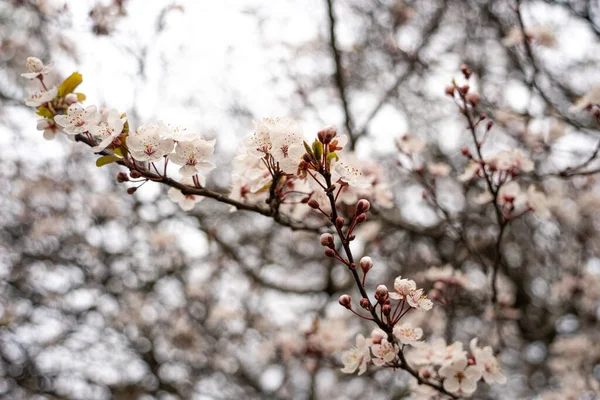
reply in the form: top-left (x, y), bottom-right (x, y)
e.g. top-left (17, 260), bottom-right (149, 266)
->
top-left (1, 0), bottom-right (600, 399)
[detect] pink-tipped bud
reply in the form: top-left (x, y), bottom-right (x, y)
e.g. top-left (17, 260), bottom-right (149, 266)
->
top-left (339, 295), bottom-right (352, 309)
top-left (356, 213), bottom-right (367, 224)
top-left (117, 172), bottom-right (129, 183)
top-left (356, 199), bottom-right (371, 214)
top-left (460, 64), bottom-right (472, 79)
top-left (317, 125), bottom-right (337, 144)
top-left (130, 170), bottom-right (142, 179)
top-left (444, 85), bottom-right (456, 97)
top-left (64, 93), bottom-right (78, 105)
top-left (359, 256), bottom-right (373, 273)
top-left (308, 199), bottom-right (320, 209)
top-left (375, 285), bottom-right (389, 303)
top-left (360, 298), bottom-right (371, 310)
top-left (461, 146), bottom-right (472, 158)
top-left (335, 217), bottom-right (345, 229)
top-left (126, 187), bottom-right (137, 195)
top-left (487, 120), bottom-right (494, 131)
top-left (465, 92), bottom-right (480, 107)
top-left (324, 248), bottom-right (336, 258)
top-left (458, 85), bottom-right (470, 95)
top-left (382, 304), bottom-right (392, 316)
top-left (320, 233), bottom-right (335, 248)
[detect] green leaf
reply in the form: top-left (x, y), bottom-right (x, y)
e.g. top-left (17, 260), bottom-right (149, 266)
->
top-left (75, 92), bottom-right (86, 102)
top-left (36, 106), bottom-right (54, 119)
top-left (303, 140), bottom-right (314, 157)
top-left (312, 140), bottom-right (323, 162)
top-left (96, 155), bottom-right (121, 167)
top-left (113, 147), bottom-right (126, 157)
top-left (58, 72), bottom-right (83, 97)
top-left (326, 152), bottom-right (339, 165)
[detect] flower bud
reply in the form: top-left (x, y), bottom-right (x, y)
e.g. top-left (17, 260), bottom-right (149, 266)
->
top-left (320, 233), bottom-right (335, 248)
top-left (355, 213), bottom-right (367, 224)
top-left (375, 285), bottom-right (389, 303)
top-left (460, 64), bottom-right (472, 79)
top-left (486, 120), bottom-right (494, 131)
top-left (303, 153), bottom-right (313, 163)
top-left (356, 199), bottom-right (370, 214)
top-left (117, 172), bottom-right (129, 183)
top-left (324, 248), bottom-right (336, 258)
top-left (461, 146), bottom-right (472, 158)
top-left (338, 295), bottom-right (352, 309)
top-left (335, 217), bottom-right (344, 229)
top-left (317, 125), bottom-right (337, 144)
top-left (382, 304), bottom-right (392, 316)
top-left (444, 85), bottom-right (456, 97)
top-left (458, 85), bottom-right (470, 95)
top-left (359, 256), bottom-right (373, 273)
top-left (360, 298), bottom-right (371, 310)
top-left (126, 187), bottom-right (137, 195)
top-left (130, 170), bottom-right (142, 179)
top-left (465, 92), bottom-right (480, 106)
top-left (433, 281), bottom-right (446, 291)
top-left (308, 199), bottom-right (320, 209)
top-left (64, 93), bottom-right (78, 105)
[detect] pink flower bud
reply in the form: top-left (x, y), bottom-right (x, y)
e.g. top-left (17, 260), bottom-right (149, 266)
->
top-left (127, 187), bottom-right (137, 195)
top-left (461, 146), bottom-right (472, 158)
top-left (356, 199), bottom-right (371, 214)
top-left (444, 85), bottom-right (456, 97)
top-left (324, 248), bottom-right (336, 258)
top-left (338, 295), bottom-right (352, 309)
top-left (433, 281), bottom-right (446, 291)
top-left (317, 125), bottom-right (337, 144)
top-left (355, 213), bottom-right (367, 224)
top-left (130, 170), bottom-right (142, 179)
top-left (375, 285), bottom-right (388, 303)
top-left (360, 298), bottom-right (371, 310)
top-left (335, 217), bottom-right (344, 228)
top-left (117, 172), bottom-right (129, 183)
top-left (359, 256), bottom-right (373, 273)
top-left (308, 199), bottom-right (320, 209)
top-left (382, 304), bottom-right (392, 315)
top-left (460, 64), bottom-right (472, 79)
top-left (458, 85), bottom-right (470, 95)
top-left (320, 233), bottom-right (335, 248)
top-left (465, 92), bottom-right (480, 106)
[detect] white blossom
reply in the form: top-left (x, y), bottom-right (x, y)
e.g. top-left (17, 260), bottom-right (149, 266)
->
top-left (470, 339), bottom-right (507, 385)
top-left (243, 117), bottom-right (304, 173)
top-left (393, 322), bottom-right (423, 346)
top-left (439, 355), bottom-right (482, 395)
top-left (127, 123), bottom-right (175, 163)
top-left (24, 87), bottom-right (58, 108)
top-left (168, 176), bottom-right (205, 211)
top-left (340, 334), bottom-right (371, 375)
top-left (332, 159), bottom-right (372, 189)
top-left (169, 136), bottom-right (216, 176)
top-left (36, 119), bottom-right (61, 140)
top-left (371, 338), bottom-right (399, 366)
top-left (389, 276), bottom-right (417, 300)
top-left (54, 104), bottom-right (101, 135)
top-left (406, 288), bottom-right (433, 310)
top-left (21, 57), bottom-right (54, 79)
top-left (89, 109), bottom-right (125, 152)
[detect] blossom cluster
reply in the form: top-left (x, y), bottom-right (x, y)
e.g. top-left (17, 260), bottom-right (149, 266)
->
top-left (22, 57), bottom-right (215, 211)
top-left (407, 338), bottom-right (506, 398)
